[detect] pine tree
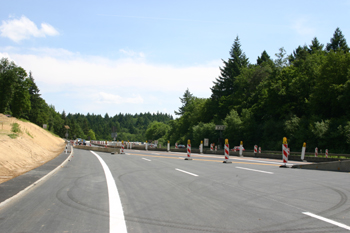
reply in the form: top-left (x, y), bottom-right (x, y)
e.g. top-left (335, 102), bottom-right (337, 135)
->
top-left (257, 50), bottom-right (271, 65)
top-left (309, 37), bottom-right (324, 53)
top-left (174, 88), bottom-right (194, 116)
top-left (326, 27), bottom-right (349, 52)
top-left (211, 36), bottom-right (249, 100)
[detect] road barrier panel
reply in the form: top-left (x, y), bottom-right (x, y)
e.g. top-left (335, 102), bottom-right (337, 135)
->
top-left (259, 147), bottom-right (261, 153)
top-left (215, 145), bottom-right (217, 152)
top-left (280, 137), bottom-right (289, 168)
top-left (167, 141), bottom-right (170, 152)
top-left (175, 143), bottom-right (178, 149)
top-left (315, 147), bottom-right (318, 157)
top-left (223, 139), bottom-right (232, 163)
top-left (239, 141), bottom-right (244, 157)
top-left (254, 145), bottom-right (257, 156)
top-left (325, 149), bottom-right (328, 158)
top-left (200, 141), bottom-right (203, 154)
top-left (301, 142), bottom-right (306, 161)
top-left (185, 139), bottom-right (192, 160)
top-left (120, 141), bottom-right (125, 154)
top-left (210, 143), bottom-right (213, 151)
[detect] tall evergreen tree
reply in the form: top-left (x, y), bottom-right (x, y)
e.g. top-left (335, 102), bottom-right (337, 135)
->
top-left (174, 88), bottom-right (194, 116)
top-left (211, 36), bottom-right (249, 100)
top-left (257, 50), bottom-right (271, 65)
top-left (326, 27), bottom-right (349, 52)
top-left (309, 37), bottom-right (324, 53)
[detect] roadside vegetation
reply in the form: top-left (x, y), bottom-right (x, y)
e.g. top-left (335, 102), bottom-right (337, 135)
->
top-left (1, 28), bottom-right (350, 153)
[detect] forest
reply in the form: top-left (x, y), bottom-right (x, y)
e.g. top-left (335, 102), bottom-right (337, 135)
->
top-left (1, 27), bottom-right (350, 153)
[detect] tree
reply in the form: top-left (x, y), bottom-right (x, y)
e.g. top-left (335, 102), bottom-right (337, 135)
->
top-left (326, 27), bottom-right (349, 52)
top-left (145, 121), bottom-right (170, 141)
top-left (87, 129), bottom-right (96, 140)
top-left (211, 36), bottom-right (249, 100)
top-left (174, 89), bottom-right (194, 116)
top-left (257, 50), bottom-right (272, 65)
top-left (309, 37), bottom-right (324, 53)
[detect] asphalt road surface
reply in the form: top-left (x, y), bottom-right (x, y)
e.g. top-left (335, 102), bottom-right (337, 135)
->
top-left (0, 148), bottom-right (349, 233)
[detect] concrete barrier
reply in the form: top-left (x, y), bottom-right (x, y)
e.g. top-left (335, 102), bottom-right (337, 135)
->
top-left (291, 160), bottom-right (350, 172)
top-left (74, 145), bottom-right (120, 154)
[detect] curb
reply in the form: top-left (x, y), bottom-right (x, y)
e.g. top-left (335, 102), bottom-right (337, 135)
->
top-left (0, 145), bottom-right (74, 209)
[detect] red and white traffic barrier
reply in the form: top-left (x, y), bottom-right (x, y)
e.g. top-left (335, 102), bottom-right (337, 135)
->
top-left (120, 141), bottom-right (125, 154)
top-left (223, 139), bottom-right (232, 163)
top-left (325, 149), bottom-right (328, 158)
top-left (185, 139), bottom-right (192, 160)
top-left (215, 145), bottom-right (217, 152)
top-left (254, 145), bottom-right (257, 154)
top-left (259, 147), bottom-right (261, 153)
top-left (175, 143), bottom-right (178, 149)
top-left (315, 147), bottom-right (318, 157)
top-left (281, 137), bottom-right (288, 167)
top-left (200, 141), bottom-right (203, 154)
top-left (210, 143), bottom-right (213, 151)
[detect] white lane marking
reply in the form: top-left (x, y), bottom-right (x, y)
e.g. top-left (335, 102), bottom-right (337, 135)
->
top-left (142, 158), bottom-right (151, 161)
top-left (90, 151), bottom-right (127, 233)
top-left (175, 168), bottom-right (198, 177)
top-left (303, 212), bottom-right (350, 231)
top-left (236, 167), bottom-right (274, 174)
top-left (151, 153), bottom-right (160, 155)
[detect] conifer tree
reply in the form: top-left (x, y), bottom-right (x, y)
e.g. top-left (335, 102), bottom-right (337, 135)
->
top-left (326, 27), bottom-right (349, 52)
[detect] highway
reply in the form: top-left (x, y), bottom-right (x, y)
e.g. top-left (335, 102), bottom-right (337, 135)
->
top-left (0, 148), bottom-right (349, 232)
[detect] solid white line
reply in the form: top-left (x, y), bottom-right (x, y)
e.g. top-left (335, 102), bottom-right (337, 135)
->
top-left (151, 153), bottom-right (160, 155)
top-left (175, 168), bottom-right (198, 177)
top-left (90, 151), bottom-right (127, 233)
top-left (303, 212), bottom-right (350, 231)
top-left (142, 158), bottom-right (151, 161)
top-left (236, 167), bottom-right (274, 174)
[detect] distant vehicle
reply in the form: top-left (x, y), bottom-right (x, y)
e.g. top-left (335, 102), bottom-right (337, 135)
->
top-left (148, 144), bottom-right (157, 148)
top-left (231, 146), bottom-right (245, 151)
top-left (177, 144), bottom-right (185, 148)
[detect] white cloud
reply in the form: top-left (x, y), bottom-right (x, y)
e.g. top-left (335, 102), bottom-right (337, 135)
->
top-left (291, 17), bottom-right (316, 36)
top-left (119, 49), bottom-right (145, 58)
top-left (95, 92), bottom-right (144, 104)
top-left (2, 47), bottom-right (221, 116)
top-left (0, 15), bottom-right (59, 42)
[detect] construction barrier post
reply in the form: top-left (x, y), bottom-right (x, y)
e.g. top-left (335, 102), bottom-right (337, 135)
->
top-left (280, 137), bottom-right (288, 167)
top-left (254, 145), bottom-right (257, 156)
top-left (185, 139), bottom-right (192, 160)
top-left (301, 142), bottom-right (306, 161)
top-left (120, 140), bottom-right (125, 154)
top-left (239, 141), bottom-right (243, 157)
top-left (223, 139), bottom-right (232, 163)
top-left (325, 149), bottom-right (328, 158)
top-left (167, 141), bottom-right (170, 152)
top-left (145, 141), bottom-right (148, 151)
top-left (175, 143), bottom-right (178, 149)
top-left (210, 143), bottom-right (213, 151)
top-left (200, 141), bottom-right (203, 154)
top-left (259, 147), bottom-right (261, 154)
top-left (315, 147), bottom-right (318, 157)
top-left (215, 145), bottom-right (217, 152)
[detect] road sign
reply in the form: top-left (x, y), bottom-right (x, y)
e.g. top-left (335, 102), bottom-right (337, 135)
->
top-left (111, 133), bottom-right (117, 138)
top-left (204, 138), bottom-right (209, 146)
top-left (215, 125), bottom-right (226, 130)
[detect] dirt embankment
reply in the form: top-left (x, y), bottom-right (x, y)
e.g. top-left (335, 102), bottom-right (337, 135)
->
top-left (0, 114), bottom-right (65, 184)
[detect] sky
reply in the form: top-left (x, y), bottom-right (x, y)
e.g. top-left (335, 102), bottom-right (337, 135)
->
top-left (1, 0), bottom-right (350, 118)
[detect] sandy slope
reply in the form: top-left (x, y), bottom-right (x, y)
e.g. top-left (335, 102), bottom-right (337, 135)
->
top-left (0, 114), bottom-right (65, 184)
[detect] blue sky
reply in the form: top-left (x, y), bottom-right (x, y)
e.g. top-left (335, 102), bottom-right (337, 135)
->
top-left (1, 0), bottom-right (350, 118)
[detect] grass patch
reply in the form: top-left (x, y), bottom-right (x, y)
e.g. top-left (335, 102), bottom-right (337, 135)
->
top-left (44, 128), bottom-right (60, 138)
top-left (18, 118), bottom-right (30, 122)
top-left (11, 123), bottom-right (22, 134)
top-left (26, 130), bottom-right (34, 138)
top-left (8, 133), bottom-right (19, 139)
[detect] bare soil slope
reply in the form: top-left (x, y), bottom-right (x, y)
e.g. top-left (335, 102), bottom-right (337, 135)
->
top-left (0, 114), bottom-right (65, 184)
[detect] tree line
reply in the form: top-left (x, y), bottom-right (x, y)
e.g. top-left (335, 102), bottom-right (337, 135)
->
top-left (162, 28), bottom-right (350, 153)
top-left (0, 58), bottom-right (173, 141)
top-left (2, 27), bottom-right (350, 153)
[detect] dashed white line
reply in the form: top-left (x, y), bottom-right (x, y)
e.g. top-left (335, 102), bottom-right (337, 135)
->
top-left (303, 212), bottom-right (350, 231)
top-left (236, 166), bottom-right (274, 174)
top-left (90, 151), bottom-right (127, 233)
top-left (151, 153), bottom-right (160, 155)
top-left (175, 168), bottom-right (198, 177)
top-left (142, 158), bottom-right (151, 161)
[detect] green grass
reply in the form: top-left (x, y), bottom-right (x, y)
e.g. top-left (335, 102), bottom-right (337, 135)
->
top-left (11, 123), bottom-right (22, 133)
top-left (18, 118), bottom-right (30, 123)
top-left (44, 128), bottom-right (61, 138)
top-left (8, 133), bottom-right (19, 139)
top-left (26, 130), bottom-right (33, 138)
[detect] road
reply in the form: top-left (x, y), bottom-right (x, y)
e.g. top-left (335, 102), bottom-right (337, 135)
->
top-left (0, 148), bottom-right (349, 232)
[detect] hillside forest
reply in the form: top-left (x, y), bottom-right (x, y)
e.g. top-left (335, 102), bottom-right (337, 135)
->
top-left (1, 27), bottom-right (350, 153)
